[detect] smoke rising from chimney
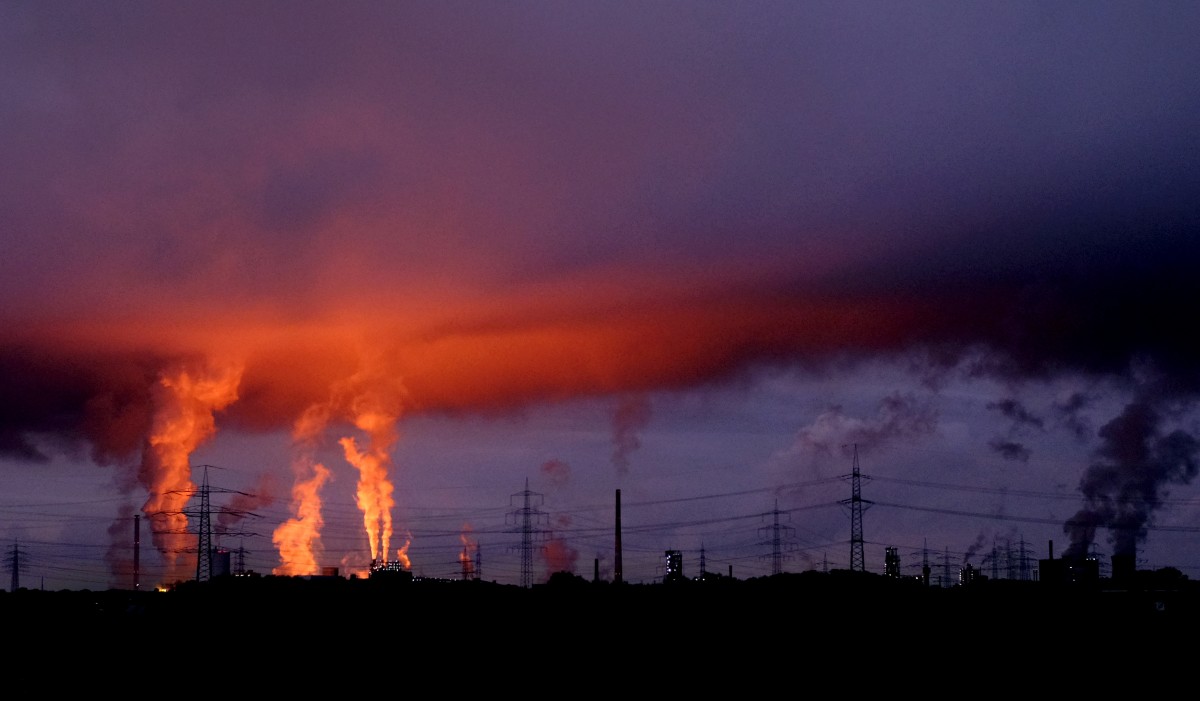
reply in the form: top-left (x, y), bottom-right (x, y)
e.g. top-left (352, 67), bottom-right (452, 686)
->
top-left (1062, 395), bottom-right (1200, 560)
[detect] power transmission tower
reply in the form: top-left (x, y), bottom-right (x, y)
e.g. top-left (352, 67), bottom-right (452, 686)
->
top-left (196, 465), bottom-right (213, 582)
top-left (1014, 536), bottom-right (1035, 581)
top-left (5, 541), bottom-right (29, 592)
top-left (159, 464), bottom-right (264, 583)
top-left (506, 477), bottom-right (549, 588)
top-left (233, 540), bottom-right (248, 576)
top-left (940, 546), bottom-right (957, 587)
top-left (758, 500), bottom-right (796, 575)
top-left (839, 444), bottom-right (872, 572)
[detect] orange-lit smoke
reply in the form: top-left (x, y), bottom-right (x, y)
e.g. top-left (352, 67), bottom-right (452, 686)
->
top-left (394, 534), bottom-right (412, 570)
top-left (340, 434), bottom-right (394, 565)
top-left (337, 368), bottom-right (406, 566)
top-left (271, 463), bottom-right (328, 571)
top-left (273, 402), bottom-right (334, 575)
top-left (459, 524), bottom-right (478, 580)
top-left (542, 513), bottom-right (578, 578)
top-left (139, 358), bottom-right (242, 585)
top-left (271, 463), bottom-right (331, 575)
top-left (540, 458), bottom-right (570, 488)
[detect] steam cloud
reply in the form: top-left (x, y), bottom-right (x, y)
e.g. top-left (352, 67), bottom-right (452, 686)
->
top-left (789, 392), bottom-right (939, 459)
top-left (611, 394), bottom-right (651, 476)
top-left (1062, 395), bottom-right (1200, 560)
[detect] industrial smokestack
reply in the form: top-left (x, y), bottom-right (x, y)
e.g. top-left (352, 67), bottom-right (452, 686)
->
top-left (1112, 549), bottom-right (1136, 586)
top-left (614, 489), bottom-right (623, 584)
top-left (1048, 540), bottom-right (1054, 560)
top-left (134, 514), bottom-right (140, 591)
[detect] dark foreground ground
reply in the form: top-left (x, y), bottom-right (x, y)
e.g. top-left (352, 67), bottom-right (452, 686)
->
top-left (6, 569), bottom-right (1196, 679)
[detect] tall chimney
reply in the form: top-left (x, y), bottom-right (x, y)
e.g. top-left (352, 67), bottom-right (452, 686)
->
top-left (134, 514), bottom-right (141, 591)
top-left (1112, 549), bottom-right (1136, 586)
top-left (614, 489), bottom-right (623, 584)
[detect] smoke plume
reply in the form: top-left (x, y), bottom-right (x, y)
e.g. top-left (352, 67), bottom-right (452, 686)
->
top-left (611, 394), bottom-right (651, 476)
top-left (137, 358), bottom-right (242, 585)
top-left (1062, 397), bottom-right (1200, 560)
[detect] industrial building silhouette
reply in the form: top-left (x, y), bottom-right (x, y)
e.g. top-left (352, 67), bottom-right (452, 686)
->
top-left (4, 448), bottom-right (1198, 643)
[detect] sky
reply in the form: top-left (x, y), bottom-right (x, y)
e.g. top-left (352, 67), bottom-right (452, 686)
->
top-left (2, 1), bottom-right (1200, 592)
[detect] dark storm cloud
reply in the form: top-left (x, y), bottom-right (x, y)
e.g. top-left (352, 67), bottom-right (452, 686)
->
top-left (0, 345), bottom-right (164, 463)
top-left (1, 1), bottom-right (1199, 469)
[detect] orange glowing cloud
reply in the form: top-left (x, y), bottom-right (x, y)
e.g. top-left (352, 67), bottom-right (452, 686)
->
top-left (335, 364), bottom-right (406, 566)
top-left (395, 535), bottom-right (412, 571)
top-left (542, 513), bottom-right (579, 579)
top-left (272, 462), bottom-right (331, 576)
top-left (542, 538), bottom-right (579, 579)
top-left (273, 401), bottom-right (335, 575)
top-left (2, 262), bottom-right (980, 586)
top-left (139, 357), bottom-right (243, 585)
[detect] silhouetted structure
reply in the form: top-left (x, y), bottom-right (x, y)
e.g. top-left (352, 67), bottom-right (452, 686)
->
top-left (1039, 540), bottom-right (1100, 587)
top-left (506, 478), bottom-right (548, 588)
top-left (196, 466), bottom-right (213, 582)
top-left (614, 489), bottom-right (623, 584)
top-left (840, 444), bottom-right (872, 572)
top-left (5, 541), bottom-right (28, 592)
top-left (664, 550), bottom-right (683, 583)
top-left (759, 500), bottom-right (795, 575)
top-left (885, 546), bottom-right (901, 578)
top-left (133, 514), bottom-right (140, 590)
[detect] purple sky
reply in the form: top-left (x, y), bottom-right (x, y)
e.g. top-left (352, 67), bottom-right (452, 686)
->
top-left (2, 1), bottom-right (1199, 590)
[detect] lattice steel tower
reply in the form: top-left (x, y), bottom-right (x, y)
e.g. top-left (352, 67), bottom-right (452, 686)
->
top-left (196, 466), bottom-right (213, 582)
top-left (180, 464), bottom-right (263, 583)
top-left (758, 500), bottom-right (796, 575)
top-left (840, 444), bottom-right (872, 572)
top-left (5, 541), bottom-right (29, 592)
top-left (506, 478), bottom-right (549, 588)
